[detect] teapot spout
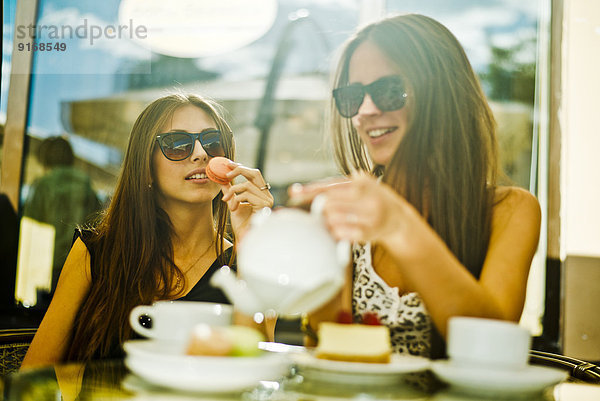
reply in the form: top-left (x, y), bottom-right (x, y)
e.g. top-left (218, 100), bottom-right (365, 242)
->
top-left (210, 266), bottom-right (264, 316)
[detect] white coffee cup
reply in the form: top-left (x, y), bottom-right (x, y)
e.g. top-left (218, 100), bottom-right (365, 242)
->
top-left (447, 316), bottom-right (532, 370)
top-left (129, 301), bottom-right (233, 342)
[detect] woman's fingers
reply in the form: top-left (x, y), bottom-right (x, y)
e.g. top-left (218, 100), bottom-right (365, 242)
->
top-left (226, 181), bottom-right (263, 200)
top-left (220, 184), bottom-right (272, 212)
top-left (315, 175), bottom-right (395, 242)
top-left (229, 191), bottom-right (271, 210)
top-left (221, 164), bottom-right (274, 208)
top-left (323, 203), bottom-right (369, 241)
top-left (226, 165), bottom-right (267, 189)
top-left (331, 226), bottom-right (364, 242)
top-left (220, 178), bottom-right (273, 204)
top-left (223, 191), bottom-right (241, 212)
top-left (287, 177), bottom-right (351, 206)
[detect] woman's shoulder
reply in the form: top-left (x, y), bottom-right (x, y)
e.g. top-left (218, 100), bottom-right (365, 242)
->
top-left (492, 186), bottom-right (541, 226)
top-left (61, 236), bottom-right (93, 285)
top-left (494, 186), bottom-right (540, 209)
top-left (72, 227), bottom-right (101, 281)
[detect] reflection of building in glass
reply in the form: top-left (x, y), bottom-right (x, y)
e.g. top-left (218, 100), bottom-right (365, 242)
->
top-left (113, 56), bottom-right (219, 91)
top-left (61, 74), bottom-right (340, 205)
top-left (60, 75), bottom-right (535, 204)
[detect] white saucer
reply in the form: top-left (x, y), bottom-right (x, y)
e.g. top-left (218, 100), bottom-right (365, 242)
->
top-left (291, 352), bottom-right (430, 385)
top-left (123, 339), bottom-right (291, 393)
top-left (431, 360), bottom-right (568, 396)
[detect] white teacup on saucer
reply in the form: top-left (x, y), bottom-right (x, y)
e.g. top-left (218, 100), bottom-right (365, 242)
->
top-left (431, 317), bottom-right (568, 396)
top-left (129, 301), bottom-right (233, 342)
top-left (447, 316), bottom-right (531, 370)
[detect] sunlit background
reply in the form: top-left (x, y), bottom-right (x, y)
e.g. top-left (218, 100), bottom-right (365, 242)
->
top-left (1, 0), bottom-right (542, 338)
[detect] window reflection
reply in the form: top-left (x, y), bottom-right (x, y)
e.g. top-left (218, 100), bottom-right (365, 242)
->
top-left (387, 0), bottom-right (540, 189)
top-left (22, 137), bottom-right (101, 296)
top-left (12, 0), bottom-right (360, 307)
top-left (7, 0), bottom-right (542, 308)
top-left (1, 0), bottom-right (20, 311)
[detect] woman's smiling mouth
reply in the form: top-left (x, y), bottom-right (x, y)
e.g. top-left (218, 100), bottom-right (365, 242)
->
top-left (367, 127), bottom-right (397, 138)
top-left (185, 172), bottom-right (208, 180)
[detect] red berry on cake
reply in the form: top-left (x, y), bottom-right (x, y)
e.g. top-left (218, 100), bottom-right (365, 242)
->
top-left (362, 312), bottom-right (381, 326)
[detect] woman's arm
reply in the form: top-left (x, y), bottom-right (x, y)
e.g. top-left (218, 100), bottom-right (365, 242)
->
top-left (20, 238), bottom-right (92, 368)
top-left (477, 187), bottom-right (542, 320)
top-left (379, 186), bottom-right (540, 337)
top-left (353, 181), bottom-right (540, 337)
top-left (292, 175), bottom-right (541, 338)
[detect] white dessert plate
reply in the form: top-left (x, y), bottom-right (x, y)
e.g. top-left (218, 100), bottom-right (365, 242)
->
top-left (123, 339), bottom-right (291, 393)
top-left (431, 360), bottom-right (568, 396)
top-left (291, 352), bottom-right (430, 385)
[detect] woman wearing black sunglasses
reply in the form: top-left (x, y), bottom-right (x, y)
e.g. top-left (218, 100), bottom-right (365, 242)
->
top-left (292, 14), bottom-right (541, 359)
top-left (22, 93), bottom-right (273, 366)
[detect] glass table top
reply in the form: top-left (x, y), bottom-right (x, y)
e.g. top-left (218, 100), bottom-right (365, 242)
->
top-left (4, 358), bottom-right (591, 401)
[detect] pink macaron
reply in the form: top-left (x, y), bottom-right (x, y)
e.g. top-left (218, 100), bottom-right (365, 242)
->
top-left (206, 157), bottom-right (235, 185)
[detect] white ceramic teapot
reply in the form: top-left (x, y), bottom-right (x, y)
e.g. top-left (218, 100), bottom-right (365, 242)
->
top-left (211, 195), bottom-right (350, 318)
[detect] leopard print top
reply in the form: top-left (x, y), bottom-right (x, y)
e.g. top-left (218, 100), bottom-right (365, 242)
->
top-left (352, 242), bottom-right (432, 357)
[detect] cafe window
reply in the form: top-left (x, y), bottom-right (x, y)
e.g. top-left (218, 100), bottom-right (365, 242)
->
top-left (387, 0), bottom-right (540, 190)
top-left (4, 0), bottom-right (548, 335)
top-left (1, 1), bottom-right (15, 120)
top-left (8, 0), bottom-right (361, 308)
top-left (385, 0), bottom-right (547, 335)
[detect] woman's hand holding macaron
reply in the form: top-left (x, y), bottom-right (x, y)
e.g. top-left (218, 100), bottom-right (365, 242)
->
top-left (207, 157), bottom-right (274, 237)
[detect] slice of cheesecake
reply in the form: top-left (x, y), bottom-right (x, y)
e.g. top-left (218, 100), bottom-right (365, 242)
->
top-left (315, 322), bottom-right (392, 363)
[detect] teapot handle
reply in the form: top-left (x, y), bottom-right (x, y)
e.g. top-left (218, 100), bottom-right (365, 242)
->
top-left (310, 194), bottom-right (327, 218)
top-left (311, 194), bottom-right (351, 268)
top-left (337, 240), bottom-right (351, 267)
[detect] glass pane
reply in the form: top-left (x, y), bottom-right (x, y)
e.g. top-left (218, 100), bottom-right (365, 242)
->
top-left (386, 0), bottom-right (545, 336)
top-left (388, 0), bottom-right (540, 189)
top-left (1, 0), bottom-right (16, 147)
top-left (15, 0), bottom-right (362, 308)
top-left (1, 0), bottom-right (19, 311)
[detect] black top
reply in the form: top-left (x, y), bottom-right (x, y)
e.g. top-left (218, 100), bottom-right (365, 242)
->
top-left (176, 246), bottom-right (235, 304)
top-left (69, 229), bottom-right (236, 361)
top-left (73, 228), bottom-right (236, 304)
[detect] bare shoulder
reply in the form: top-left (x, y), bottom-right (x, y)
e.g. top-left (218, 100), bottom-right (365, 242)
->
top-left (46, 237), bottom-right (93, 311)
top-left (62, 237), bottom-right (93, 284)
top-left (479, 187), bottom-right (541, 321)
top-left (493, 186), bottom-right (540, 220)
top-left (491, 186), bottom-right (541, 237)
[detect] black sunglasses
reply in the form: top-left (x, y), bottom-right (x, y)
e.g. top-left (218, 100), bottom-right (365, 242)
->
top-left (156, 130), bottom-right (225, 161)
top-left (333, 75), bottom-right (408, 118)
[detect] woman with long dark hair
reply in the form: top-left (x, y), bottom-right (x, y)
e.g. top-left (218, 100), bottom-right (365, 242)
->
top-left (293, 14), bottom-right (541, 358)
top-left (22, 93), bottom-right (273, 365)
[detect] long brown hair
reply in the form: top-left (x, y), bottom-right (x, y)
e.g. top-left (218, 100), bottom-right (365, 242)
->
top-left (330, 14), bottom-right (498, 277)
top-left (66, 94), bottom-right (235, 361)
